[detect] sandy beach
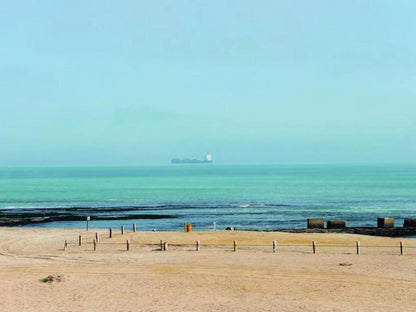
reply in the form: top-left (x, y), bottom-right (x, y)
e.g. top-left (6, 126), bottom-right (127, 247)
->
top-left (0, 227), bottom-right (415, 312)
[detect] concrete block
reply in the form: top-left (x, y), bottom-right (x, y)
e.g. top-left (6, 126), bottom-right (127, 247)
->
top-left (307, 218), bottom-right (324, 229)
top-left (377, 217), bottom-right (394, 228)
top-left (327, 220), bottom-right (346, 229)
top-left (403, 218), bottom-right (416, 227)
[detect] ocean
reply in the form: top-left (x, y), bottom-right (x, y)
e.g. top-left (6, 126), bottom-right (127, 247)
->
top-left (0, 164), bottom-right (415, 231)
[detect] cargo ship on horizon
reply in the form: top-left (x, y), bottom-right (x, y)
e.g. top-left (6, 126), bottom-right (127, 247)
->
top-left (171, 153), bottom-right (212, 164)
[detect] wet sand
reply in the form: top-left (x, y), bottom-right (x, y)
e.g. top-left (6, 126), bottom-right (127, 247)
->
top-left (0, 227), bottom-right (415, 312)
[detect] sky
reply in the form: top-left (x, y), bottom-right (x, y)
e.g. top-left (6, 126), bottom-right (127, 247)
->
top-left (1, 1), bottom-right (415, 165)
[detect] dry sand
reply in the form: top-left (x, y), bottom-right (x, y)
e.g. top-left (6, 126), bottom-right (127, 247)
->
top-left (0, 227), bottom-right (416, 312)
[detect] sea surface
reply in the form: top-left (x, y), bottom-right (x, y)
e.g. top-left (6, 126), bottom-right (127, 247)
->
top-left (0, 164), bottom-right (415, 231)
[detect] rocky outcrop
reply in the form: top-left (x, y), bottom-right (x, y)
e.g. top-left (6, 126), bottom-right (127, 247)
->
top-left (0, 207), bottom-right (177, 226)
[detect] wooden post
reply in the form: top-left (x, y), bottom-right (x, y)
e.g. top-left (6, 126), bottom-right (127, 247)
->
top-left (109, 228), bottom-right (112, 238)
top-left (400, 241), bottom-right (404, 256)
top-left (93, 239), bottom-right (97, 251)
top-left (160, 240), bottom-right (164, 251)
top-left (64, 240), bottom-right (68, 250)
top-left (356, 241), bottom-right (360, 255)
top-left (196, 240), bottom-right (200, 251)
top-left (133, 223), bottom-right (136, 232)
top-left (234, 240), bottom-right (237, 252)
top-left (164, 242), bottom-right (168, 251)
top-left (121, 225), bottom-right (124, 235)
top-left (95, 232), bottom-right (99, 243)
top-left (312, 241), bottom-right (316, 254)
top-left (273, 240), bottom-right (277, 253)
top-left (126, 239), bottom-right (130, 251)
top-left (79, 235), bottom-right (82, 246)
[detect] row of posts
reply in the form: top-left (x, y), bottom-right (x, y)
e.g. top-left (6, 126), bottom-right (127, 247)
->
top-left (69, 237), bottom-right (406, 255)
top-left (88, 222), bottom-right (223, 235)
top-left (108, 224), bottom-right (136, 238)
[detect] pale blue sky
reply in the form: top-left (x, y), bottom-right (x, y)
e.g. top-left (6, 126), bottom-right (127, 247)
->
top-left (1, 1), bottom-right (415, 164)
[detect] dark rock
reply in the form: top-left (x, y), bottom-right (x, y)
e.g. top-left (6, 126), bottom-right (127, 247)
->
top-left (0, 208), bottom-right (177, 227)
top-left (40, 274), bottom-right (63, 283)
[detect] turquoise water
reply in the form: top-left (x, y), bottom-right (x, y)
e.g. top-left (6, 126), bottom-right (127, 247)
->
top-left (0, 164), bottom-right (415, 230)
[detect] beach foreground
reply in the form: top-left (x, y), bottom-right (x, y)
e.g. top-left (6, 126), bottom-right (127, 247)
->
top-left (0, 228), bottom-right (415, 312)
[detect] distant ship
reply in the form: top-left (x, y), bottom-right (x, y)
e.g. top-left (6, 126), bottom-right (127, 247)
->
top-left (171, 153), bottom-right (213, 164)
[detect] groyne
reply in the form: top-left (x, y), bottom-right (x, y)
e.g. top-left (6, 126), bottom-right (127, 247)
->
top-left (279, 227), bottom-right (416, 237)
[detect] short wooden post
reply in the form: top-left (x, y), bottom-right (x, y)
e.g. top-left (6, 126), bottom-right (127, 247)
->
top-left (164, 242), bottom-right (168, 251)
top-left (196, 240), bottom-right (200, 251)
top-left (273, 240), bottom-right (277, 253)
top-left (126, 239), bottom-right (130, 251)
top-left (160, 240), bottom-right (164, 251)
top-left (93, 239), bottom-right (97, 251)
top-left (109, 228), bottom-right (112, 238)
top-left (95, 232), bottom-right (99, 243)
top-left (64, 240), bottom-right (68, 250)
top-left (312, 241), bottom-right (316, 254)
top-left (234, 240), bottom-right (237, 252)
top-left (400, 241), bottom-right (404, 255)
top-left (121, 225), bottom-right (124, 235)
top-left (79, 235), bottom-right (82, 246)
top-left (356, 241), bottom-right (360, 255)
top-left (133, 223), bottom-right (136, 232)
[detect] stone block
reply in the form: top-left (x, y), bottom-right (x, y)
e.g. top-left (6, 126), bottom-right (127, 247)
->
top-left (327, 220), bottom-right (346, 229)
top-left (307, 218), bottom-right (324, 229)
top-left (377, 217), bottom-right (394, 228)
